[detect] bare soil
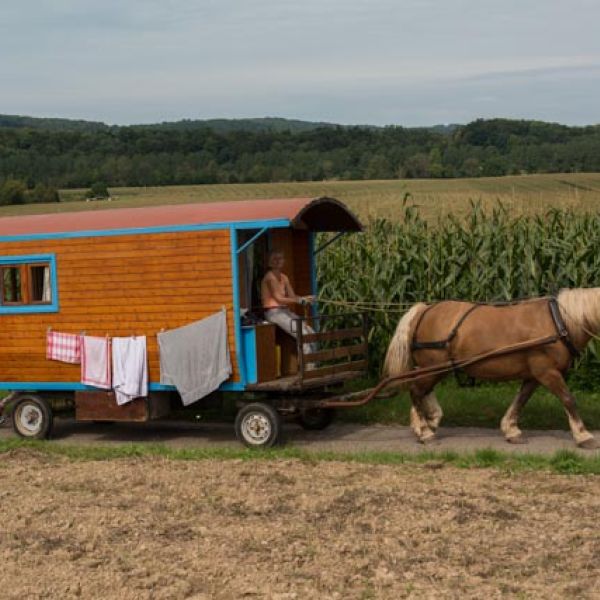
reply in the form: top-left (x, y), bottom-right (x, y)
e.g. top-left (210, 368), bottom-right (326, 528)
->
top-left (1, 450), bottom-right (599, 599)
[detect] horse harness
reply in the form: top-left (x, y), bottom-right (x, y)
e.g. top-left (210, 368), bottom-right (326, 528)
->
top-left (410, 297), bottom-right (580, 366)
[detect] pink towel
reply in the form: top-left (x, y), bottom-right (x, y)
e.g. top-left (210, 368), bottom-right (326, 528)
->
top-left (81, 336), bottom-right (111, 389)
top-left (46, 331), bottom-right (81, 364)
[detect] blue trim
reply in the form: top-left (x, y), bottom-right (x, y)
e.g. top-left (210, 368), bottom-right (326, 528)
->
top-left (236, 227), bottom-right (268, 254)
top-left (241, 327), bottom-right (258, 384)
top-left (230, 227), bottom-right (247, 387)
top-left (0, 381), bottom-right (246, 392)
top-left (0, 253), bottom-right (59, 314)
top-left (0, 218), bottom-right (291, 243)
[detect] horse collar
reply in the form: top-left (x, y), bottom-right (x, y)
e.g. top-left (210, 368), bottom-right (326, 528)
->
top-left (548, 297), bottom-right (580, 359)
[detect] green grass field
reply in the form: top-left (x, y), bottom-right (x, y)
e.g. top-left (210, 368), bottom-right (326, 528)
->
top-left (2, 172), bottom-right (600, 220)
top-left (1, 438), bottom-right (598, 474)
top-left (338, 379), bottom-right (600, 431)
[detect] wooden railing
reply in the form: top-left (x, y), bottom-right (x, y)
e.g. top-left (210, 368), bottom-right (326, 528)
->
top-left (292, 312), bottom-right (369, 381)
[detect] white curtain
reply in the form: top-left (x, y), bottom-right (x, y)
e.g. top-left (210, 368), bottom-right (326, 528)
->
top-left (42, 266), bottom-right (51, 302)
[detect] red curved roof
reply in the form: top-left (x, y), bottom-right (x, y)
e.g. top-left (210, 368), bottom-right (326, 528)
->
top-left (0, 197), bottom-right (359, 237)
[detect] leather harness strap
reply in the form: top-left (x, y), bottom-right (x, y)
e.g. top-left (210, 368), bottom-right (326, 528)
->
top-left (548, 297), bottom-right (580, 359)
top-left (410, 296), bottom-right (580, 360)
top-left (411, 302), bottom-right (480, 351)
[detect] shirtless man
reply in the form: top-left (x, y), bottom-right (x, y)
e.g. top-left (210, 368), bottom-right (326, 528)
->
top-left (261, 249), bottom-right (317, 357)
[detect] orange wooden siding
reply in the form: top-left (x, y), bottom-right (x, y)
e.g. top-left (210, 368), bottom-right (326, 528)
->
top-left (0, 229), bottom-right (239, 384)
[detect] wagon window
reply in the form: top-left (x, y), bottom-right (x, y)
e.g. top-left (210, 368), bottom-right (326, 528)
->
top-left (0, 254), bottom-right (59, 314)
top-left (1, 267), bottom-right (23, 304)
top-left (29, 264), bottom-right (52, 303)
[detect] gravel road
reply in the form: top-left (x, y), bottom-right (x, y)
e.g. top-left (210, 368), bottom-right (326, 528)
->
top-left (2, 417), bottom-right (599, 455)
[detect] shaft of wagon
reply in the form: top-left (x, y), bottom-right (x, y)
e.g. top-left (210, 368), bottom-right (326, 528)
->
top-left (319, 334), bottom-right (559, 408)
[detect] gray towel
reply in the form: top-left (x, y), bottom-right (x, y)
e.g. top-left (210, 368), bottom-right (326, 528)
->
top-left (158, 310), bottom-right (232, 406)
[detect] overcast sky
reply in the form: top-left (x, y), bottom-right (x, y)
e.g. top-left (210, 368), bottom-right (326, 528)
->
top-left (2, 0), bottom-right (600, 126)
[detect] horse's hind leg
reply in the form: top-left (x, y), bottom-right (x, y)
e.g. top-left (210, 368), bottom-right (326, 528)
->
top-left (500, 380), bottom-right (538, 443)
top-left (534, 368), bottom-right (597, 449)
top-left (409, 377), bottom-right (442, 443)
top-left (422, 392), bottom-right (443, 431)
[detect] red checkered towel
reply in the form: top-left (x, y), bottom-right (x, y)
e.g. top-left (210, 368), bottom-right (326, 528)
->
top-left (46, 331), bottom-right (81, 364)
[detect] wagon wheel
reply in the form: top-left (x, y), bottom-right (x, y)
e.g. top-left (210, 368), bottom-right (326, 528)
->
top-left (12, 395), bottom-right (53, 440)
top-left (297, 408), bottom-right (336, 431)
top-left (234, 403), bottom-right (282, 448)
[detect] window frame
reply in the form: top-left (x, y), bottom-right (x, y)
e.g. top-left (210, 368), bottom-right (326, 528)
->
top-left (0, 254), bottom-right (59, 314)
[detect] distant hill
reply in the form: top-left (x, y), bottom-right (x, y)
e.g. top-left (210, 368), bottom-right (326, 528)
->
top-left (0, 114), bottom-right (109, 132)
top-left (0, 114), bottom-right (343, 133)
top-left (0, 113), bottom-right (460, 135)
top-left (1, 115), bottom-right (599, 188)
top-left (145, 117), bottom-right (340, 133)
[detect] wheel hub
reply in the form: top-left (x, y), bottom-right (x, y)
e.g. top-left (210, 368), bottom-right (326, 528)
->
top-left (242, 413), bottom-right (271, 445)
top-left (17, 404), bottom-right (43, 434)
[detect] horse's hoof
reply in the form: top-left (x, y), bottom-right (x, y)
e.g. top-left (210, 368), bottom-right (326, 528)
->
top-left (506, 435), bottom-right (527, 445)
top-left (577, 438), bottom-right (600, 450)
top-left (419, 435), bottom-right (437, 445)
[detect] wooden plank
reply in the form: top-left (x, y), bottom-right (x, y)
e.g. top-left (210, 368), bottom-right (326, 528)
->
top-left (302, 359), bottom-right (368, 380)
top-left (303, 342), bottom-right (367, 363)
top-left (246, 370), bottom-right (362, 392)
top-left (255, 323), bottom-right (277, 383)
top-left (57, 263), bottom-right (231, 279)
top-left (57, 300), bottom-right (232, 314)
top-left (0, 231), bottom-right (230, 253)
top-left (57, 253), bottom-right (231, 269)
top-left (60, 286), bottom-right (233, 300)
top-left (58, 246), bottom-right (231, 262)
top-left (75, 391), bottom-right (148, 422)
top-left (303, 327), bottom-right (364, 344)
top-left (61, 269), bottom-right (233, 290)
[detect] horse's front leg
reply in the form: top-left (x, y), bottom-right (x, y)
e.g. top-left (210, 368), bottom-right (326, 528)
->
top-left (500, 380), bottom-right (538, 443)
top-left (535, 368), bottom-right (598, 449)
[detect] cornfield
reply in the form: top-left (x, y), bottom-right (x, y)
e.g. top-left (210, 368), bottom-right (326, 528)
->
top-left (317, 202), bottom-right (600, 382)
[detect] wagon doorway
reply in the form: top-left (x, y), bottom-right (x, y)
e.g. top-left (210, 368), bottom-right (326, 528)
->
top-left (237, 229), bottom-right (269, 314)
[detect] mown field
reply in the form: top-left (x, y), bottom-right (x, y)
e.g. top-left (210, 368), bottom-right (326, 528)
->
top-left (1, 447), bottom-right (599, 599)
top-left (1, 172), bottom-right (600, 220)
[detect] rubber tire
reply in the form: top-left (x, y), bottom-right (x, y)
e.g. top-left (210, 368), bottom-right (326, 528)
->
top-left (12, 395), bottom-right (53, 440)
top-left (234, 403), bottom-right (282, 449)
top-left (298, 408), bottom-right (336, 431)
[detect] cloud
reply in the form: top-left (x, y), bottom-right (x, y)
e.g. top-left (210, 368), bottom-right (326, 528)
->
top-left (1, 0), bottom-right (600, 125)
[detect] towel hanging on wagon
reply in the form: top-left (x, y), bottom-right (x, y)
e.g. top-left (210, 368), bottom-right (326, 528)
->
top-left (158, 309), bottom-right (232, 406)
top-left (46, 330), bottom-right (81, 364)
top-left (81, 335), bottom-right (111, 389)
top-left (112, 336), bottom-right (148, 405)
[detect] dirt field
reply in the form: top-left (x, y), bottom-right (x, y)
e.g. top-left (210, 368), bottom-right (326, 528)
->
top-left (1, 449), bottom-right (598, 599)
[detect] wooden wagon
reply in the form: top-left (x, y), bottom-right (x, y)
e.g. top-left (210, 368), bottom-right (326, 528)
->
top-left (0, 197), bottom-right (367, 447)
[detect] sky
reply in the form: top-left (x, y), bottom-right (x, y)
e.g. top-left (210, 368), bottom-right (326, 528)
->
top-left (2, 0), bottom-right (600, 127)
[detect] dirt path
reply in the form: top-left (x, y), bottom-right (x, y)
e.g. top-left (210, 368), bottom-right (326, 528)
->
top-left (1, 417), bottom-right (599, 455)
top-left (0, 449), bottom-right (598, 599)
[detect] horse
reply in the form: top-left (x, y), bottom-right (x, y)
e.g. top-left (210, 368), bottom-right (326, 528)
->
top-left (383, 288), bottom-right (600, 449)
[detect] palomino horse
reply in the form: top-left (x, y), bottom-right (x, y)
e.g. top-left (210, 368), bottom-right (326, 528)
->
top-left (383, 288), bottom-right (600, 449)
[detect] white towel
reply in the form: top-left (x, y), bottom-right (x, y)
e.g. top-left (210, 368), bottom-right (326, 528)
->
top-left (112, 336), bottom-right (148, 406)
top-left (81, 336), bottom-right (111, 389)
top-left (158, 309), bottom-right (232, 406)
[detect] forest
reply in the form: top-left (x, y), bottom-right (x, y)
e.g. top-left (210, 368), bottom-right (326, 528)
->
top-left (1, 116), bottom-right (600, 198)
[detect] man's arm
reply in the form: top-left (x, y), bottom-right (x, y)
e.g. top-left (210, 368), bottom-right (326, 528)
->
top-left (266, 274), bottom-right (298, 306)
top-left (285, 276), bottom-right (314, 305)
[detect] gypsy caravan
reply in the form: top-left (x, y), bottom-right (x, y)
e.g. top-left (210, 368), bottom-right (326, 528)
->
top-left (0, 197), bottom-right (367, 447)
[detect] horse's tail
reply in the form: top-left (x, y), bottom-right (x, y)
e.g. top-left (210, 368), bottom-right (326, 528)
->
top-left (383, 303), bottom-right (428, 380)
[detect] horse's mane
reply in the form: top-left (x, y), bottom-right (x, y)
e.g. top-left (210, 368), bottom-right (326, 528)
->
top-left (557, 288), bottom-right (600, 336)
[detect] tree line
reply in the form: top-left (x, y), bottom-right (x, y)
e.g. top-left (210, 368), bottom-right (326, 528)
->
top-left (1, 117), bottom-right (599, 193)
